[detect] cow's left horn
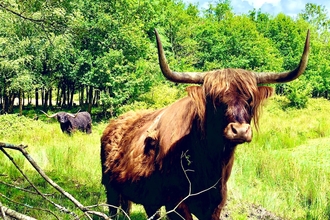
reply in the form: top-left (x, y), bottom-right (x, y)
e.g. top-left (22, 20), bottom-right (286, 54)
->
top-left (155, 29), bottom-right (206, 84)
top-left (40, 110), bottom-right (57, 118)
top-left (255, 29), bottom-right (310, 84)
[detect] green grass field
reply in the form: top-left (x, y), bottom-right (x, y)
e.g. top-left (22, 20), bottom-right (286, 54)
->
top-left (0, 96), bottom-right (330, 219)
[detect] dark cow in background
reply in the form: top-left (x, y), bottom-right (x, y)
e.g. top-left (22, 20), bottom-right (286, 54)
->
top-left (41, 110), bottom-right (92, 134)
top-left (101, 29), bottom-right (310, 219)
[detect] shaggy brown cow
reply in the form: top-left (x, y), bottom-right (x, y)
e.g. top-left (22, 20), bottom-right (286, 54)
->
top-left (101, 29), bottom-right (310, 219)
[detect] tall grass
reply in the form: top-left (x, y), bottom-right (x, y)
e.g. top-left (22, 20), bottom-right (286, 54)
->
top-left (1, 96), bottom-right (330, 219)
top-left (229, 97), bottom-right (330, 219)
top-left (0, 115), bottom-right (109, 219)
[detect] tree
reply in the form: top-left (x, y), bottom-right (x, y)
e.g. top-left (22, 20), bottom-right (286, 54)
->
top-left (0, 8), bottom-right (35, 113)
top-left (300, 3), bottom-right (329, 33)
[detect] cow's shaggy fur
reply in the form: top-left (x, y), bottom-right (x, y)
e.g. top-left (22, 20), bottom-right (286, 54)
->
top-left (101, 69), bottom-right (273, 219)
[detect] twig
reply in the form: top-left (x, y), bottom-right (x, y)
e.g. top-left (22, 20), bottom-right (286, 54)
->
top-left (0, 201), bottom-right (37, 220)
top-left (84, 203), bottom-right (131, 220)
top-left (0, 193), bottom-right (58, 219)
top-left (149, 151), bottom-right (220, 220)
top-left (0, 180), bottom-right (54, 196)
top-left (0, 143), bottom-right (79, 219)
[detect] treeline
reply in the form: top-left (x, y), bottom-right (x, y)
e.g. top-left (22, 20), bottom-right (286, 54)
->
top-left (0, 0), bottom-right (329, 116)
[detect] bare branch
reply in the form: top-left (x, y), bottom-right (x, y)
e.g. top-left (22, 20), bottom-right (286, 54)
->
top-left (0, 201), bottom-right (37, 220)
top-left (0, 143), bottom-right (79, 219)
top-left (0, 193), bottom-right (59, 219)
top-left (0, 180), bottom-right (54, 196)
top-left (84, 203), bottom-right (131, 219)
top-left (149, 151), bottom-right (220, 220)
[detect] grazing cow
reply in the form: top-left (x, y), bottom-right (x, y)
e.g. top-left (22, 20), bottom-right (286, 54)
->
top-left (101, 29), bottom-right (310, 219)
top-left (41, 110), bottom-right (92, 134)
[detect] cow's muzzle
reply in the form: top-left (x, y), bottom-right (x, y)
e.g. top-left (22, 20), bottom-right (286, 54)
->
top-left (224, 123), bottom-right (252, 143)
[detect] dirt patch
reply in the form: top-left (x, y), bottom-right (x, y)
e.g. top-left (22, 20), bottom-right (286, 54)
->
top-left (220, 199), bottom-right (284, 220)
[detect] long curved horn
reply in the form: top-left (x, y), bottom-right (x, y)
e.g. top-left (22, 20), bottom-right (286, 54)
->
top-left (40, 110), bottom-right (57, 118)
top-left (66, 112), bottom-right (76, 118)
top-left (155, 29), bottom-right (206, 84)
top-left (67, 109), bottom-right (81, 118)
top-left (255, 29), bottom-right (310, 84)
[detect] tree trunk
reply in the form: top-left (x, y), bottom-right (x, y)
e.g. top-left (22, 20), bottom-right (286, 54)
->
top-left (22, 92), bottom-right (25, 106)
top-left (2, 84), bottom-right (9, 113)
top-left (70, 85), bottom-right (75, 108)
top-left (85, 86), bottom-right (89, 104)
top-left (19, 88), bottom-right (23, 116)
top-left (61, 84), bottom-right (67, 107)
top-left (35, 88), bottom-right (39, 107)
top-left (88, 86), bottom-right (93, 113)
top-left (41, 88), bottom-right (45, 107)
top-left (43, 89), bottom-right (49, 109)
top-left (79, 86), bottom-right (84, 106)
top-left (8, 92), bottom-right (15, 113)
top-left (49, 87), bottom-right (53, 107)
top-left (28, 93), bottom-right (31, 105)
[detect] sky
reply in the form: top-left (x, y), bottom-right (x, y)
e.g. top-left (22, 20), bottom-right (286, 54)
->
top-left (182, 0), bottom-right (330, 17)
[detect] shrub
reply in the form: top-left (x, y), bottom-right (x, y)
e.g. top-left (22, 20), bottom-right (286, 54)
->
top-left (285, 78), bottom-right (312, 109)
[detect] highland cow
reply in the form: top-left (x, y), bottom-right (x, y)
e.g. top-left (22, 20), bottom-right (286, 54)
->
top-left (101, 29), bottom-right (310, 219)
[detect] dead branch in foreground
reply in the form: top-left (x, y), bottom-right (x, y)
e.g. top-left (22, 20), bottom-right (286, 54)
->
top-left (0, 193), bottom-right (58, 219)
top-left (0, 142), bottom-right (110, 220)
top-left (0, 180), bottom-right (54, 196)
top-left (0, 201), bottom-right (37, 220)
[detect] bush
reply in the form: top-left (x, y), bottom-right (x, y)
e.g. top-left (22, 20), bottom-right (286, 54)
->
top-left (285, 78), bottom-right (312, 109)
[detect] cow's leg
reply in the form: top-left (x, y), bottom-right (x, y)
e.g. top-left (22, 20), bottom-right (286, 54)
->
top-left (104, 184), bottom-right (120, 218)
top-left (86, 123), bottom-right (92, 134)
top-left (211, 185), bottom-right (228, 220)
top-left (120, 196), bottom-right (132, 217)
top-left (144, 205), bottom-right (161, 220)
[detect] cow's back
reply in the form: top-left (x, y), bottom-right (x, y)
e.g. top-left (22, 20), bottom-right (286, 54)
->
top-left (69, 112), bottom-right (92, 131)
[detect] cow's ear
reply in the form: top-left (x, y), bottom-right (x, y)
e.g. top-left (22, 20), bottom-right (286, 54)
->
top-left (258, 86), bottom-right (274, 100)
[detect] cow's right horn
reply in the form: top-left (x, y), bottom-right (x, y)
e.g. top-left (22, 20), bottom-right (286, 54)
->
top-left (66, 113), bottom-right (76, 118)
top-left (40, 110), bottom-right (57, 118)
top-left (155, 29), bottom-right (206, 84)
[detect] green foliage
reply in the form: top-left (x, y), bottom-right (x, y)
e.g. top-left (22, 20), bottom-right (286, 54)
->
top-left (285, 78), bottom-right (312, 109)
top-left (1, 0), bottom-right (330, 113)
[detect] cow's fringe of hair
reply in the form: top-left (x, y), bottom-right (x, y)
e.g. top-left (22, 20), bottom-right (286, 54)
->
top-left (188, 69), bottom-right (273, 131)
